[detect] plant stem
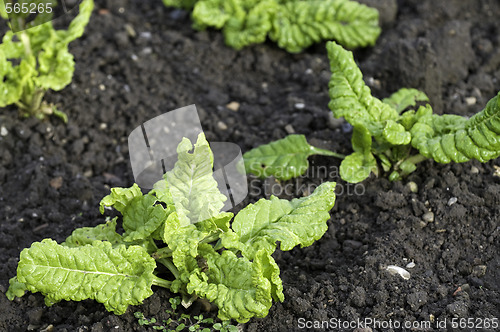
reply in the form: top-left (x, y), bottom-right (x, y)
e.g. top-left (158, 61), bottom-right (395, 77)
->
top-left (311, 146), bottom-right (345, 159)
top-left (156, 257), bottom-right (180, 280)
top-left (152, 247), bottom-right (173, 259)
top-left (152, 276), bottom-right (172, 289)
top-left (404, 154), bottom-right (428, 165)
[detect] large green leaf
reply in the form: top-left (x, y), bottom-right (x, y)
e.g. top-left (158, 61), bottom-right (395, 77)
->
top-left (221, 182), bottom-right (336, 259)
top-left (16, 239), bottom-right (156, 315)
top-left (187, 245), bottom-right (281, 323)
top-left (411, 92), bottom-right (500, 163)
top-left (243, 134), bottom-right (340, 181)
top-left (165, 133), bottom-right (227, 225)
top-left (270, 0), bottom-right (380, 53)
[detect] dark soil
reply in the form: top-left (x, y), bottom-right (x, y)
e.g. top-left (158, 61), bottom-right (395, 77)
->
top-left (1, 0), bottom-right (499, 331)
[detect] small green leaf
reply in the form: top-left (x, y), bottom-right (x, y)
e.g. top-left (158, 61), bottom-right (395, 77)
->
top-left (100, 183), bottom-right (143, 214)
top-left (243, 134), bottom-right (339, 181)
top-left (382, 120), bottom-right (411, 145)
top-left (62, 217), bottom-right (124, 247)
top-left (6, 277), bottom-right (27, 300)
top-left (383, 88), bottom-right (429, 114)
top-left (351, 126), bottom-right (372, 153)
top-left (340, 151), bottom-right (378, 183)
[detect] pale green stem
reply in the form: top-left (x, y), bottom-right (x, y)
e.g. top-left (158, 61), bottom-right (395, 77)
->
top-left (156, 257), bottom-right (180, 280)
top-left (152, 276), bottom-right (172, 289)
top-left (310, 146), bottom-right (346, 159)
top-left (152, 247), bottom-right (173, 259)
top-left (404, 154), bottom-right (428, 165)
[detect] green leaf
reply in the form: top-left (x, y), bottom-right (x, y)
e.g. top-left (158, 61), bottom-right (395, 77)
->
top-left (269, 0), bottom-right (381, 53)
top-left (186, 245), bottom-right (279, 323)
top-left (6, 277), bottom-right (27, 300)
top-left (382, 120), bottom-right (411, 145)
top-left (16, 239), bottom-right (156, 315)
top-left (327, 41), bottom-right (398, 130)
top-left (411, 92), bottom-right (500, 163)
top-left (122, 194), bottom-right (169, 242)
top-left (382, 88), bottom-right (429, 114)
top-left (340, 151), bottom-right (378, 183)
top-left (222, 0), bottom-right (276, 50)
top-left (162, 0), bottom-right (198, 10)
top-left (351, 125), bottom-right (372, 153)
top-left (62, 218), bottom-right (124, 247)
top-left (165, 133), bottom-right (227, 225)
top-left (221, 182), bottom-right (336, 259)
top-left (100, 183), bottom-right (143, 214)
top-left (243, 134), bottom-right (340, 181)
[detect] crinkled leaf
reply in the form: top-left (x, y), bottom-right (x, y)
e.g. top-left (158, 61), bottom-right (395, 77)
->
top-left (382, 88), bottom-right (429, 114)
top-left (221, 182), bottom-right (336, 259)
top-left (382, 120), bottom-right (411, 145)
top-left (62, 218), bottom-right (124, 247)
top-left (327, 41), bottom-right (398, 130)
top-left (165, 133), bottom-right (227, 225)
top-left (270, 0), bottom-right (380, 53)
top-left (6, 277), bottom-right (27, 300)
top-left (186, 245), bottom-right (281, 323)
top-left (243, 134), bottom-right (338, 181)
top-left (122, 194), bottom-right (170, 242)
top-left (411, 92), bottom-right (500, 163)
top-left (222, 0), bottom-right (275, 50)
top-left (340, 151), bottom-right (377, 183)
top-left (99, 183), bottom-right (143, 214)
top-left (16, 239), bottom-right (155, 315)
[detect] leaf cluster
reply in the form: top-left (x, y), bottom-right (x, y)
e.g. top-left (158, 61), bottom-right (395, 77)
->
top-left (163, 0), bottom-right (380, 53)
top-left (0, 0), bottom-right (93, 120)
top-left (243, 41), bottom-right (500, 183)
top-left (7, 133), bottom-right (336, 323)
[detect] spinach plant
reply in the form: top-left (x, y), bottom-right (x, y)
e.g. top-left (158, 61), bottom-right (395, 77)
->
top-left (7, 133), bottom-right (337, 323)
top-left (0, 0), bottom-right (94, 121)
top-left (243, 41), bottom-right (500, 183)
top-left (163, 0), bottom-right (380, 53)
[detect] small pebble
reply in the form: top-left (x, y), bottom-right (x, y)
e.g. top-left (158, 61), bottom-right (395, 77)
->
top-left (226, 101), bottom-right (240, 112)
top-left (285, 124), bottom-right (295, 134)
top-left (422, 211), bottom-right (434, 223)
top-left (406, 262), bottom-right (416, 269)
top-left (465, 97), bottom-right (477, 105)
top-left (217, 121), bottom-right (228, 131)
top-left (99, 123), bottom-right (108, 130)
top-left (386, 265), bottom-right (411, 280)
top-left (470, 166), bottom-right (479, 174)
top-left (0, 126), bottom-right (8, 136)
top-left (294, 103), bottom-right (305, 110)
top-left (448, 197), bottom-right (458, 206)
top-left (99, 84), bottom-right (106, 91)
top-left (407, 181), bottom-right (418, 193)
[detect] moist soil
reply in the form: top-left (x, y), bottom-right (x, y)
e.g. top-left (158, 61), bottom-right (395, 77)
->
top-left (0, 0), bottom-right (499, 331)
